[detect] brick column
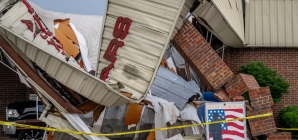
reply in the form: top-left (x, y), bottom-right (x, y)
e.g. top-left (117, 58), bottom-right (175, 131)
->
top-left (172, 21), bottom-right (234, 91)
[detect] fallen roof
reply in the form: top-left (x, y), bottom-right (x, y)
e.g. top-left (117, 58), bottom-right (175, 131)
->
top-left (0, 0), bottom-right (132, 106)
top-left (0, 36), bottom-right (82, 114)
top-left (192, 0), bottom-right (245, 48)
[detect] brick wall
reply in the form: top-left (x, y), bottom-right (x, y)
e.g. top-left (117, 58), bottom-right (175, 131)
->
top-left (223, 48), bottom-right (298, 126)
top-left (267, 132), bottom-right (291, 140)
top-left (0, 55), bottom-right (32, 137)
top-left (172, 21), bottom-right (234, 91)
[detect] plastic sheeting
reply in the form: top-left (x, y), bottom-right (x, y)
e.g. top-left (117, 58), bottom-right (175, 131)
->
top-left (29, 2), bottom-right (103, 71)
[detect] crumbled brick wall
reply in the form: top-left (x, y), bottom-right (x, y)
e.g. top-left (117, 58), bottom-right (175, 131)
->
top-left (223, 48), bottom-right (298, 126)
top-left (232, 95), bottom-right (244, 101)
top-left (224, 73), bottom-right (260, 98)
top-left (0, 55), bottom-right (32, 137)
top-left (267, 132), bottom-right (291, 140)
top-left (249, 87), bottom-right (274, 109)
top-left (213, 88), bottom-right (230, 101)
top-left (246, 87), bottom-right (276, 136)
top-left (172, 21), bottom-right (234, 91)
top-left (246, 106), bottom-right (277, 136)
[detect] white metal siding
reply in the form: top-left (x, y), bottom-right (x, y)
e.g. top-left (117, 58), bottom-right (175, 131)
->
top-left (0, 2), bottom-right (131, 106)
top-left (192, 0), bottom-right (245, 48)
top-left (98, 0), bottom-right (188, 101)
top-left (245, 0), bottom-right (298, 47)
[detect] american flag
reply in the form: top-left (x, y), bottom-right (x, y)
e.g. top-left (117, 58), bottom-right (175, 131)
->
top-left (207, 109), bottom-right (245, 140)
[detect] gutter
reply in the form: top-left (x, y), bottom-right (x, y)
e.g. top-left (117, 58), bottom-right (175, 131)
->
top-left (0, 36), bottom-right (83, 114)
top-left (246, 45), bottom-right (298, 47)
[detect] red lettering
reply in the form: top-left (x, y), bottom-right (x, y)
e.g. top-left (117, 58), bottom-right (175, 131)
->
top-left (33, 14), bottom-right (52, 36)
top-left (100, 63), bottom-right (114, 81)
top-left (113, 17), bottom-right (132, 40)
top-left (47, 38), bottom-right (61, 52)
top-left (103, 39), bottom-right (124, 62)
top-left (21, 20), bottom-right (33, 32)
top-left (22, 0), bottom-right (34, 14)
top-left (40, 33), bottom-right (48, 39)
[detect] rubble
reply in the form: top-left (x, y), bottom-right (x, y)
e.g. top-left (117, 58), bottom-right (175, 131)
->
top-left (224, 73), bottom-right (260, 98)
top-left (0, 0), bottom-right (295, 139)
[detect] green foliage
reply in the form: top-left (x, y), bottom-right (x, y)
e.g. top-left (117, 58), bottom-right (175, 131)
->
top-left (239, 61), bottom-right (289, 103)
top-left (279, 106), bottom-right (298, 138)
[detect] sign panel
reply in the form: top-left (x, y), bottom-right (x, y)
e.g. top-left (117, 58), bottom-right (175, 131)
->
top-left (205, 102), bottom-right (247, 140)
top-left (98, 0), bottom-right (188, 102)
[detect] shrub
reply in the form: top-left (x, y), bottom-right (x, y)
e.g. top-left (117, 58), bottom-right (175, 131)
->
top-left (239, 61), bottom-right (289, 103)
top-left (279, 106), bottom-right (298, 138)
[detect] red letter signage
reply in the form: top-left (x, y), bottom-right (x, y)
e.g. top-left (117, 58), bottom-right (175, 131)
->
top-left (100, 17), bottom-right (132, 81)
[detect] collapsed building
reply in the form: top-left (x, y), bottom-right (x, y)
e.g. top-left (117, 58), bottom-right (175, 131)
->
top-left (0, 0), bottom-right (296, 140)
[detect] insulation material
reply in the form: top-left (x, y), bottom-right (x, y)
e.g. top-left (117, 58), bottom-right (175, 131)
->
top-left (166, 57), bottom-right (177, 74)
top-left (69, 23), bottom-right (92, 72)
top-left (180, 103), bottom-right (202, 124)
top-left (30, 2), bottom-right (103, 70)
top-left (145, 94), bottom-right (180, 140)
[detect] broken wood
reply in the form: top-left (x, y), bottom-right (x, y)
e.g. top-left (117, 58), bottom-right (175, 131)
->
top-left (185, 63), bottom-right (191, 81)
top-left (93, 105), bottom-right (105, 122)
top-left (77, 100), bottom-right (100, 113)
top-left (124, 103), bottom-right (144, 126)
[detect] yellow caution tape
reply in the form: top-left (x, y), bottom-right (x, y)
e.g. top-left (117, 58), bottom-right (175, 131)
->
top-left (0, 113), bottom-right (272, 136)
top-left (277, 128), bottom-right (298, 131)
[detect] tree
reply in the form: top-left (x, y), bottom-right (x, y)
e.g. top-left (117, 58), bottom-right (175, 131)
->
top-left (239, 61), bottom-right (289, 103)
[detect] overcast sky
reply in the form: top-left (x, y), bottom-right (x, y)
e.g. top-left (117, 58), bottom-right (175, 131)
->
top-left (29, 0), bottom-right (107, 15)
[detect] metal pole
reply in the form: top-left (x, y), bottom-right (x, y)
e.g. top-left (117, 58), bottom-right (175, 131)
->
top-left (36, 96), bottom-right (38, 119)
top-left (209, 34), bottom-right (213, 44)
top-left (42, 125), bottom-right (49, 140)
top-left (222, 45), bottom-right (225, 61)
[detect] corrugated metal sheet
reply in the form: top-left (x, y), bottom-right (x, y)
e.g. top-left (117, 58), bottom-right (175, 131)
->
top-left (151, 67), bottom-right (198, 110)
top-left (245, 0), bottom-right (298, 47)
top-left (192, 0), bottom-right (245, 48)
top-left (100, 104), bottom-right (137, 139)
top-left (98, 0), bottom-right (188, 102)
top-left (0, 1), bottom-right (131, 106)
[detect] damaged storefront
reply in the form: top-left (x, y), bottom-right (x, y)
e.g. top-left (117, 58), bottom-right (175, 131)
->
top-left (0, 0), bottom-right (295, 140)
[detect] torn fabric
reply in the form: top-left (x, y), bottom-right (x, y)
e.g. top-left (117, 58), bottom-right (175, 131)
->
top-left (69, 23), bottom-right (92, 72)
top-left (145, 94), bottom-right (180, 140)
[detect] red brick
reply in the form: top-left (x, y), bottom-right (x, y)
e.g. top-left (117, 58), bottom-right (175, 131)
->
top-left (0, 56), bottom-right (32, 137)
top-left (172, 21), bottom-right (234, 91)
top-left (224, 73), bottom-right (260, 98)
top-left (213, 89), bottom-right (230, 101)
top-left (233, 95), bottom-right (244, 101)
top-left (249, 87), bottom-right (274, 109)
top-left (267, 132), bottom-right (291, 140)
top-left (246, 107), bottom-right (277, 136)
